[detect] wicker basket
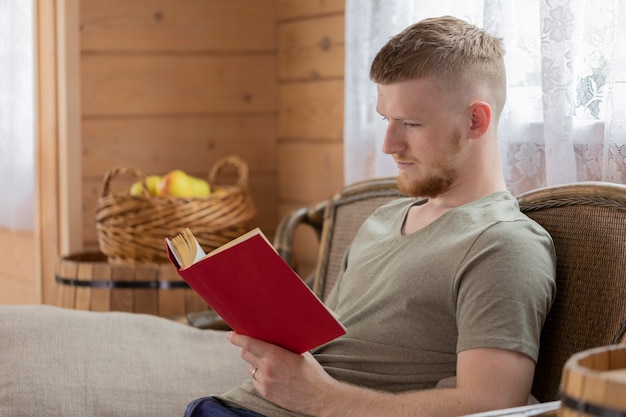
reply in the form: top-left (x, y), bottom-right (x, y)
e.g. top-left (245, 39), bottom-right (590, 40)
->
top-left (96, 155), bottom-right (255, 264)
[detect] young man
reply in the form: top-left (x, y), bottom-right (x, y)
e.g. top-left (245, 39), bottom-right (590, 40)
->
top-left (184, 16), bottom-right (556, 417)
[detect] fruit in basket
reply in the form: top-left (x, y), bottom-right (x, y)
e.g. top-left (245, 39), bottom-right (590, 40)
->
top-left (156, 170), bottom-right (195, 197)
top-left (190, 176), bottom-right (211, 197)
top-left (129, 181), bottom-right (143, 196)
top-left (146, 175), bottom-right (162, 195)
top-left (156, 170), bottom-right (211, 198)
top-left (129, 175), bottom-right (162, 197)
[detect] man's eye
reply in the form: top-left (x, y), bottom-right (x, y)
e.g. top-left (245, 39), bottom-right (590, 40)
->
top-left (404, 122), bottom-right (419, 127)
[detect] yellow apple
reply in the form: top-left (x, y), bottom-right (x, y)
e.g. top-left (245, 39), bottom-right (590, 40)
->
top-left (129, 181), bottom-right (145, 196)
top-left (189, 176), bottom-right (211, 197)
top-left (156, 170), bottom-right (196, 197)
top-left (129, 174), bottom-right (162, 197)
top-left (145, 175), bottom-right (162, 196)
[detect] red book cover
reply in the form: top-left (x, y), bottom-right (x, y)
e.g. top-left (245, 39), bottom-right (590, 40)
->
top-left (165, 228), bottom-right (346, 354)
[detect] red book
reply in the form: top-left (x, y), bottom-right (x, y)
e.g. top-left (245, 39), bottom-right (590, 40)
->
top-left (165, 227), bottom-right (346, 354)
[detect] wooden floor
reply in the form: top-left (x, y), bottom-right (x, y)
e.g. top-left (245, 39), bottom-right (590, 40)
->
top-left (0, 228), bottom-right (38, 304)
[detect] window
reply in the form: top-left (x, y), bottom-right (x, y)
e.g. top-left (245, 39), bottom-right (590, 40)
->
top-left (0, 0), bottom-right (35, 230)
top-left (344, 0), bottom-right (626, 195)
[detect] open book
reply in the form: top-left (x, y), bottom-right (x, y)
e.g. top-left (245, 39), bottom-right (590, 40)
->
top-left (165, 227), bottom-right (346, 353)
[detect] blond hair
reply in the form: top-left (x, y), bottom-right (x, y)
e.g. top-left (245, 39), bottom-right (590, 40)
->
top-left (370, 16), bottom-right (506, 116)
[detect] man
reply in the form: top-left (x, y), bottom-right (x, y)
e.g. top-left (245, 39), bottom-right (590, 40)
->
top-left (184, 16), bottom-right (556, 417)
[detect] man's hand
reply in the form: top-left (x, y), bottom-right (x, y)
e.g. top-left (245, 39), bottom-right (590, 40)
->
top-left (227, 331), bottom-right (337, 415)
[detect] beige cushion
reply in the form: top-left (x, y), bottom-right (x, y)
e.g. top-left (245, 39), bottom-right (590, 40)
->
top-left (0, 305), bottom-right (248, 417)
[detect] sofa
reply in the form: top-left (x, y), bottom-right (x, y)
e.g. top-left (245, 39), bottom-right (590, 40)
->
top-left (0, 305), bottom-right (247, 417)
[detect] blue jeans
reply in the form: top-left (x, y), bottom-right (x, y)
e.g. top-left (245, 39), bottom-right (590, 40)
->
top-left (183, 396), bottom-right (267, 417)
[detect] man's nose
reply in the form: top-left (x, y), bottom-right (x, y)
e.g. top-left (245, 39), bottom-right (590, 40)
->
top-left (382, 123), bottom-right (405, 155)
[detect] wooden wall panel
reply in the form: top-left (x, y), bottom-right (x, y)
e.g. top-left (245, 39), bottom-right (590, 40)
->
top-left (275, 0), bottom-right (345, 276)
top-left (279, 80), bottom-right (344, 141)
top-left (278, 141), bottom-right (344, 203)
top-left (34, 0), bottom-right (83, 305)
top-left (278, 15), bottom-right (344, 80)
top-left (81, 55), bottom-right (275, 116)
top-left (82, 115), bottom-right (276, 177)
top-left (81, 0), bottom-right (275, 52)
top-left (277, 0), bottom-right (345, 20)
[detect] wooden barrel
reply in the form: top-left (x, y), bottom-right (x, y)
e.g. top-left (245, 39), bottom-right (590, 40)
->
top-left (55, 251), bottom-right (208, 317)
top-left (558, 344), bottom-right (626, 417)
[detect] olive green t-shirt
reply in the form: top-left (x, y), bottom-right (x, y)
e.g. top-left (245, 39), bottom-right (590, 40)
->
top-left (219, 191), bottom-right (557, 417)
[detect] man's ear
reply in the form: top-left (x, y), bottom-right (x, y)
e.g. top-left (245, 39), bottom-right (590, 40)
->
top-left (468, 101), bottom-right (492, 139)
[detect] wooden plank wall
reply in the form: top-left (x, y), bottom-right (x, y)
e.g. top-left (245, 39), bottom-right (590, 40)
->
top-left (79, 0), bottom-right (279, 249)
top-left (276, 0), bottom-right (346, 276)
top-left (79, 0), bottom-right (345, 275)
top-left (0, 0), bottom-right (346, 305)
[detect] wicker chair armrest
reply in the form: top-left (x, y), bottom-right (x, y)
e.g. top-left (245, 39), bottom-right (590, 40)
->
top-left (273, 201), bottom-right (327, 269)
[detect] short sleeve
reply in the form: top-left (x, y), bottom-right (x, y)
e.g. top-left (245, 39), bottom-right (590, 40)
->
top-left (455, 219), bottom-right (557, 361)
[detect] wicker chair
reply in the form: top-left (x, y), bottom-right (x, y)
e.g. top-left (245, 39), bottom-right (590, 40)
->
top-left (273, 177), bottom-right (406, 299)
top-left (517, 182), bottom-right (626, 402)
top-left (274, 178), bottom-right (626, 404)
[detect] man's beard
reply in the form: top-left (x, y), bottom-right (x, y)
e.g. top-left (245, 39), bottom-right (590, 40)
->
top-left (397, 167), bottom-right (457, 198)
top-left (396, 131), bottom-right (462, 198)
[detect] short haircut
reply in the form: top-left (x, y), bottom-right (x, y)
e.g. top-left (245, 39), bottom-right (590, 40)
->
top-left (370, 16), bottom-right (506, 116)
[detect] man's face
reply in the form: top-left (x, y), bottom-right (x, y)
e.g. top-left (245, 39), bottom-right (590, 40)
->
top-left (376, 78), bottom-right (466, 198)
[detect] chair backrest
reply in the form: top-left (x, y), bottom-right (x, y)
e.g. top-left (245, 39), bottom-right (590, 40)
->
top-left (517, 182), bottom-right (626, 402)
top-left (274, 179), bottom-right (626, 402)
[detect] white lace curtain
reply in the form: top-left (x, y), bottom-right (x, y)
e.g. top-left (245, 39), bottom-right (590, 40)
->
top-left (344, 0), bottom-right (626, 196)
top-left (0, 0), bottom-right (35, 230)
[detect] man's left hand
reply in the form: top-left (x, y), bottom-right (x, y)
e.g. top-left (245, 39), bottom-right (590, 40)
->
top-left (227, 331), bottom-right (335, 415)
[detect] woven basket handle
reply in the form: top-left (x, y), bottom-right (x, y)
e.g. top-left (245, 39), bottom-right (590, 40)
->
top-left (100, 166), bottom-right (146, 198)
top-left (208, 155), bottom-right (249, 189)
